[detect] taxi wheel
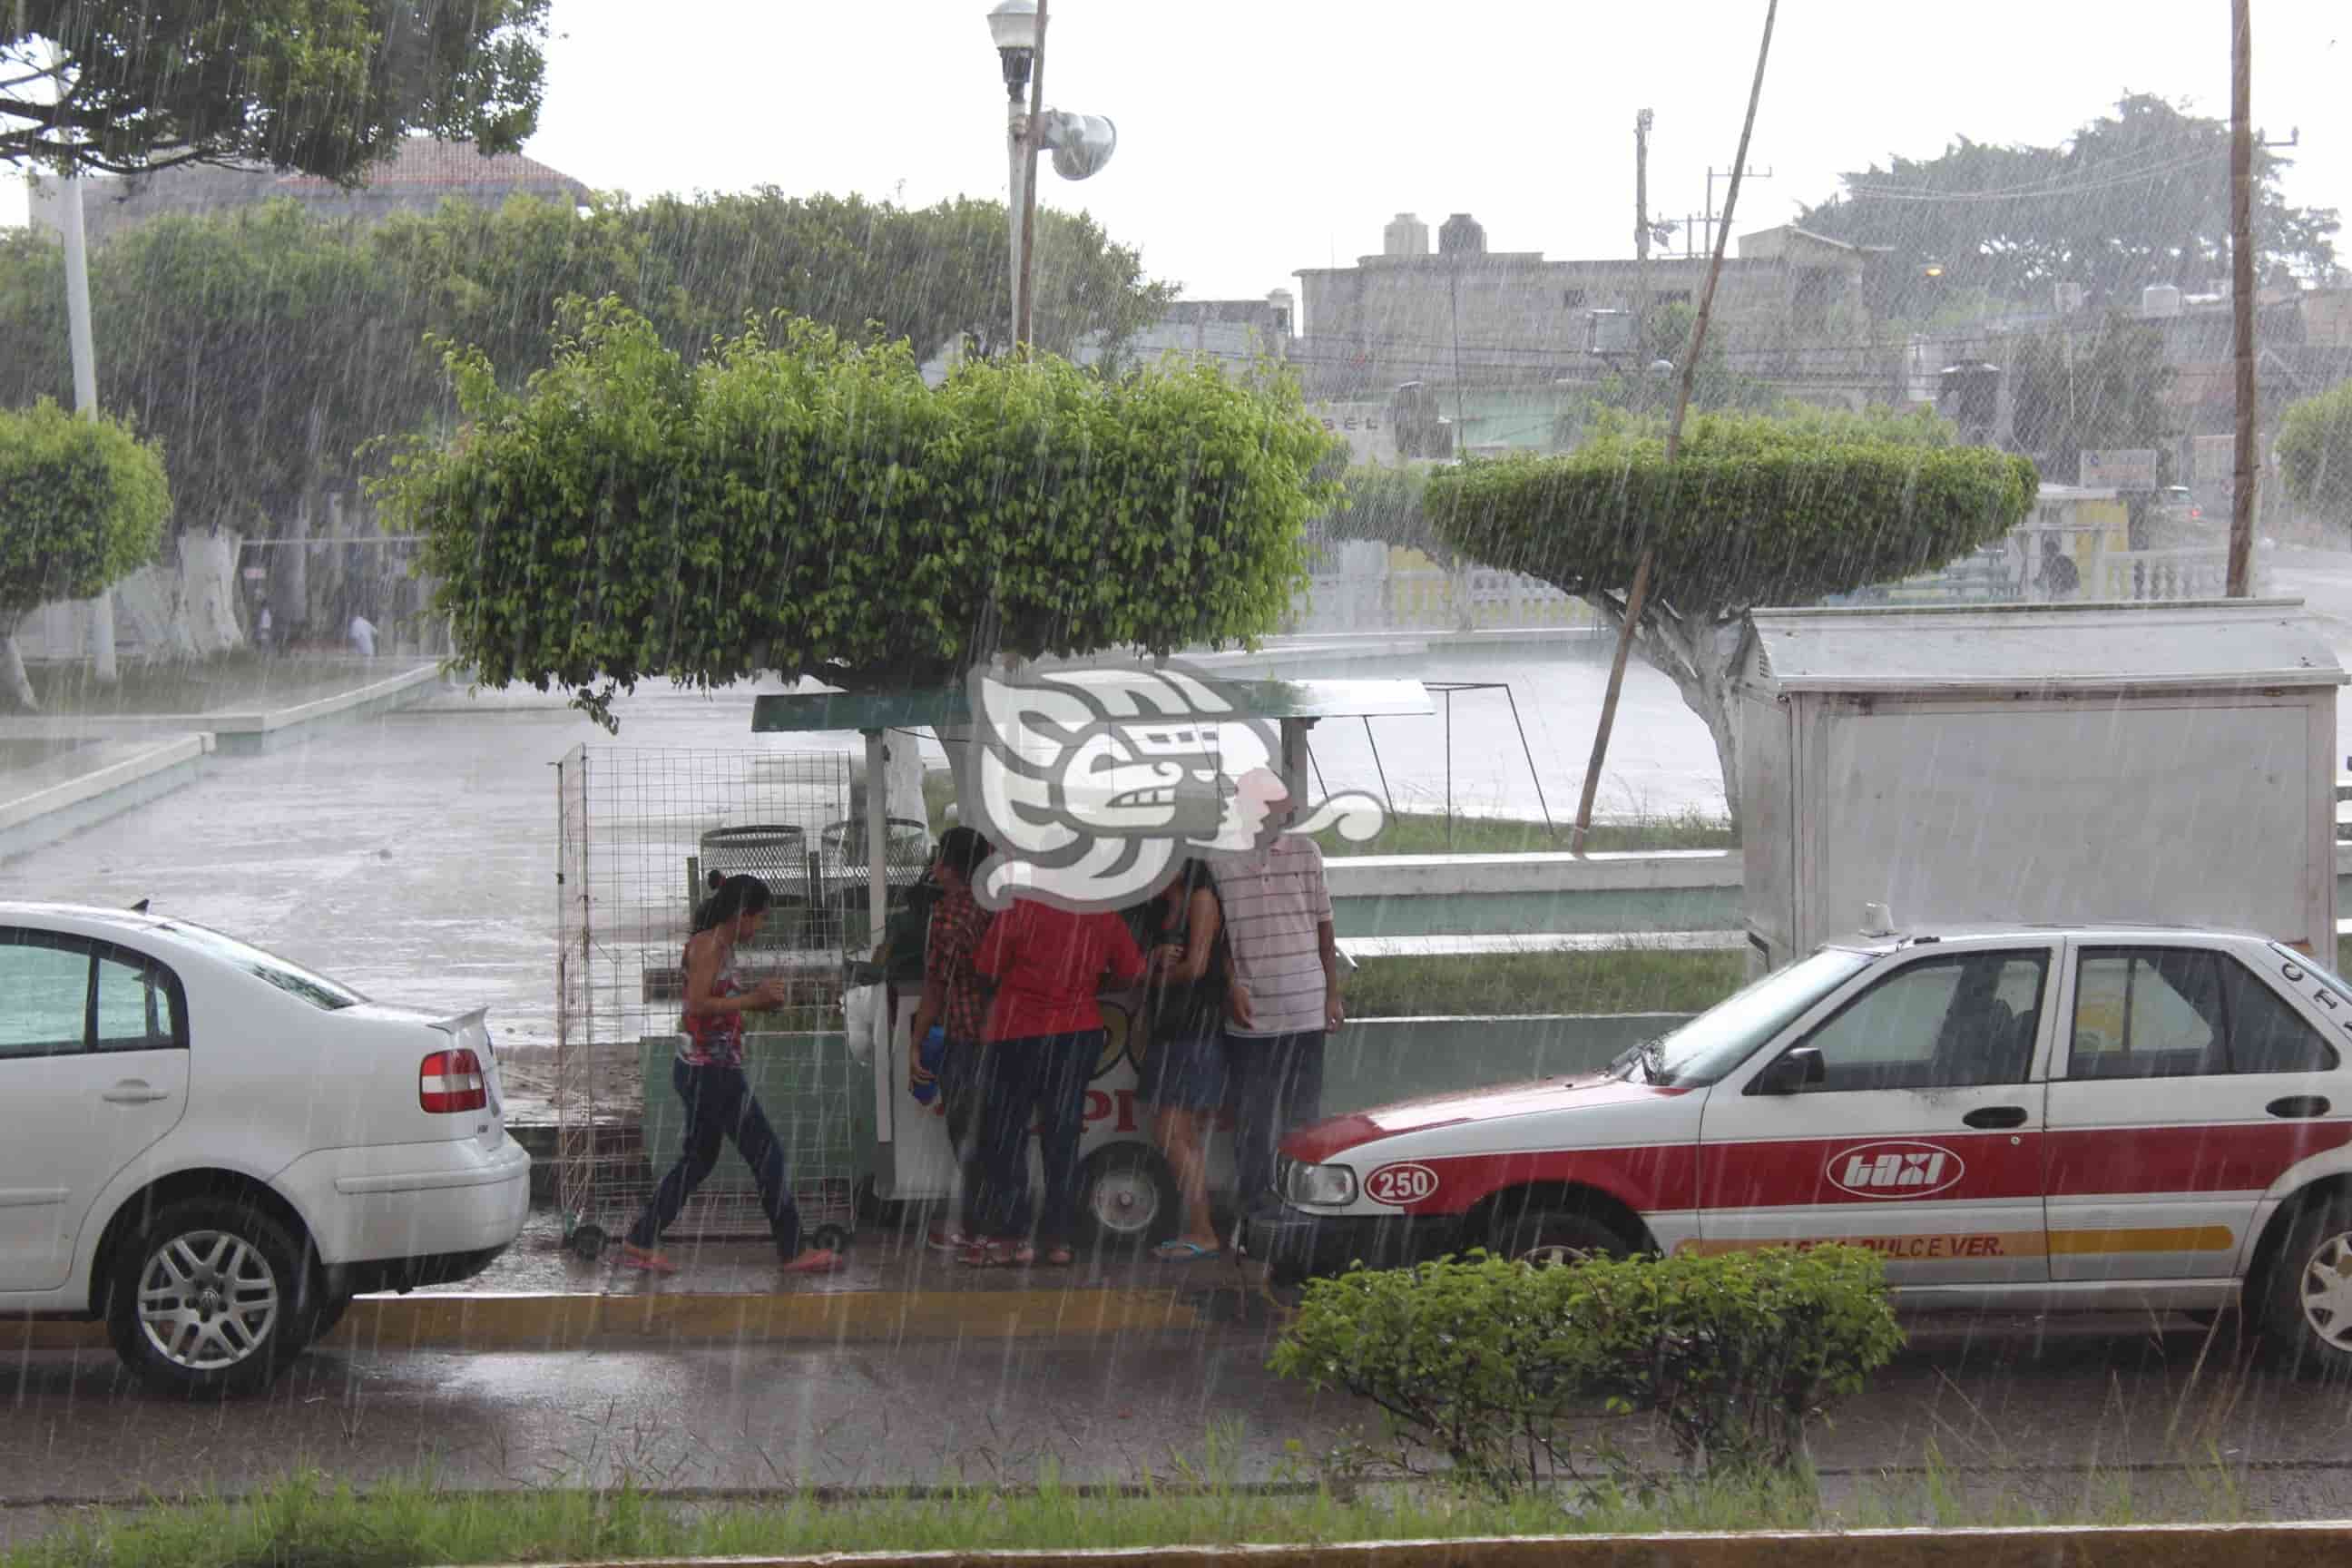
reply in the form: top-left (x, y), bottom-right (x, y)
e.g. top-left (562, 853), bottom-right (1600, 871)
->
top-left (2261, 1198), bottom-right (2352, 1379)
top-left (1492, 1205), bottom-right (1626, 1268)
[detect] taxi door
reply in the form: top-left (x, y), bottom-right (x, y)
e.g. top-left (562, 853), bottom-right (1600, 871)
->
top-left (1695, 944), bottom-right (2056, 1287)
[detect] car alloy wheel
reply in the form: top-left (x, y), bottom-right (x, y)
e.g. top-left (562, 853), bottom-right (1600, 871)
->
top-left (137, 1229), bottom-right (281, 1372)
top-left (2298, 1230), bottom-right (2352, 1353)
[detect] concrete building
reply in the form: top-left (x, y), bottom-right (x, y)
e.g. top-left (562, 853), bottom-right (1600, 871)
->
top-left (1284, 212), bottom-right (1894, 451)
top-left (29, 138), bottom-right (592, 245)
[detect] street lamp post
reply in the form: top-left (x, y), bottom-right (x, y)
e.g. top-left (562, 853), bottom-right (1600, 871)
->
top-left (984, 0), bottom-right (1116, 353)
top-left (986, 0), bottom-right (1037, 346)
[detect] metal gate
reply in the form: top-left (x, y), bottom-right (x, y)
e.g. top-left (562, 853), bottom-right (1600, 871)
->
top-left (552, 745), bottom-right (874, 1258)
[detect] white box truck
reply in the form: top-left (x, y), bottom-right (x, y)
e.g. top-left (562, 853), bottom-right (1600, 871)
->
top-left (1738, 600), bottom-right (2346, 972)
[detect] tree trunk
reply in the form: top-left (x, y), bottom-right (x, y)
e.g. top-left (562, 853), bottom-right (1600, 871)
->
top-left (1584, 592), bottom-right (1744, 823)
top-left (0, 621), bottom-right (37, 712)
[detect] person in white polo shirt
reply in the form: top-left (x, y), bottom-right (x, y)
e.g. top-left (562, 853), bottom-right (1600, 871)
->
top-left (1215, 783), bottom-right (1344, 1218)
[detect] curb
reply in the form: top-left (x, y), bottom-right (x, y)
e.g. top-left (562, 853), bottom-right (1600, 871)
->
top-left (394, 1524), bottom-right (2352, 1568)
top-left (10, 1286), bottom-right (1200, 1355)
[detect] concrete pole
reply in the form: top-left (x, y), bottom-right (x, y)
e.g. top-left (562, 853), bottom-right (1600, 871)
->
top-left (2227, 0), bottom-right (2257, 597)
top-left (60, 172), bottom-right (117, 682)
top-left (1006, 94), bottom-right (1026, 347)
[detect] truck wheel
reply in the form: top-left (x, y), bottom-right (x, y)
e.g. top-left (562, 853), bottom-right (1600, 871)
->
top-left (1491, 1203), bottom-right (1626, 1267)
top-left (1075, 1145), bottom-right (1180, 1252)
top-left (107, 1198), bottom-right (306, 1396)
top-left (2261, 1197), bottom-right (2352, 1379)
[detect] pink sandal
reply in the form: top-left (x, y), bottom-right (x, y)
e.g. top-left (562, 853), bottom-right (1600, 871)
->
top-left (780, 1249), bottom-right (846, 1275)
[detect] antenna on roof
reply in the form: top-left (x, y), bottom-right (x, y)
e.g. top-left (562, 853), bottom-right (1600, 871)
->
top-left (128, 898), bottom-right (150, 914)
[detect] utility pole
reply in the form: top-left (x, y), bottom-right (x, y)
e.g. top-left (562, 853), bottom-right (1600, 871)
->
top-left (1573, 0), bottom-right (1779, 852)
top-left (1706, 163), bottom-right (1773, 238)
top-left (1635, 109), bottom-right (1655, 353)
top-left (1634, 110), bottom-right (1654, 262)
top-left (2227, 0), bottom-right (2256, 597)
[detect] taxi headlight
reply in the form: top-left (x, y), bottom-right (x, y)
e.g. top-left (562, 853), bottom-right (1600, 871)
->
top-left (1285, 1161), bottom-right (1357, 1207)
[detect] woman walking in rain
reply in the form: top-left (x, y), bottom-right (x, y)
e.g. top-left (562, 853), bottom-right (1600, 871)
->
top-left (622, 874), bottom-right (845, 1276)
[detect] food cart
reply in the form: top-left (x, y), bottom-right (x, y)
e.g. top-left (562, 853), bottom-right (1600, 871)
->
top-left (550, 673), bottom-right (1432, 1255)
top-left (748, 674), bottom-right (1433, 1248)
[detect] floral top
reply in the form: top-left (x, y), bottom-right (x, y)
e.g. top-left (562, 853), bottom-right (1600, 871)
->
top-left (677, 943), bottom-right (745, 1068)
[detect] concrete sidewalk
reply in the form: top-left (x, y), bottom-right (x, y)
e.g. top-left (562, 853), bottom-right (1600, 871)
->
top-left (12, 1210), bottom-right (1256, 1355)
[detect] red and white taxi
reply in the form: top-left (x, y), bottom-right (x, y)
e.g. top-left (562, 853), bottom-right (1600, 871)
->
top-left (1244, 923), bottom-right (2352, 1369)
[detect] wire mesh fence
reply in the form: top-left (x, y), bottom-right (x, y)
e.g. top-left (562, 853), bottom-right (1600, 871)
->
top-left (554, 745), bottom-right (888, 1256)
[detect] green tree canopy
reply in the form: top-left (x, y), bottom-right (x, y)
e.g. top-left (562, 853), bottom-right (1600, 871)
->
top-left (1426, 410), bottom-right (2036, 814)
top-left (0, 398), bottom-right (170, 708)
top-left (2279, 382), bottom-right (2352, 535)
top-left (1799, 93), bottom-right (2340, 313)
top-left (4, 2), bottom-right (549, 177)
top-left (376, 302), bottom-right (1330, 728)
top-left (2007, 311), bottom-right (2174, 485)
top-left (0, 191), bottom-right (1180, 535)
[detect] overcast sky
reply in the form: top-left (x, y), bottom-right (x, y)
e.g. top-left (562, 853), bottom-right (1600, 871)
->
top-left (5, 0), bottom-right (2347, 317)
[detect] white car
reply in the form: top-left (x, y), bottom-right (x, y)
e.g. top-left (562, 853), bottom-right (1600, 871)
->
top-left (0, 903), bottom-right (530, 1394)
top-left (1247, 923), bottom-right (2352, 1372)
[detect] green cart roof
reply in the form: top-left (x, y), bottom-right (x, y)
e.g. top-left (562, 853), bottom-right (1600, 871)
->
top-left (751, 677), bottom-right (1434, 733)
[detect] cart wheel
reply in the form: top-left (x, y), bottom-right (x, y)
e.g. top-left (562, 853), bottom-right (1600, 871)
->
top-left (570, 1223), bottom-right (609, 1260)
top-left (810, 1224), bottom-right (852, 1255)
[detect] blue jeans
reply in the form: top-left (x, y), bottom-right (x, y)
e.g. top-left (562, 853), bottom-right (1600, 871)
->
top-left (627, 1060), bottom-right (804, 1254)
top-left (1225, 1030), bottom-right (1327, 1210)
top-left (970, 1032), bottom-right (1101, 1248)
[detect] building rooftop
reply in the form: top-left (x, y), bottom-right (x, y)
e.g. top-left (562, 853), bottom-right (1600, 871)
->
top-left (274, 138), bottom-right (586, 193)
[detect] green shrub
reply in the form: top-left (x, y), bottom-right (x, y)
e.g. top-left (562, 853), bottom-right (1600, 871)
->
top-left (1269, 1245), bottom-right (1903, 1494)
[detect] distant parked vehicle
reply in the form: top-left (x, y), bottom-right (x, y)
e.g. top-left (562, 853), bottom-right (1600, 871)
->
top-left (0, 904), bottom-right (528, 1395)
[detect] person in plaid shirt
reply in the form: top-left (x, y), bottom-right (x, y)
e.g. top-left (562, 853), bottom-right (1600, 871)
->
top-left (905, 828), bottom-right (995, 1251)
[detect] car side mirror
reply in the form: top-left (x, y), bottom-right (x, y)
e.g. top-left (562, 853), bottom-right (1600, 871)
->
top-left (1756, 1046), bottom-right (1826, 1096)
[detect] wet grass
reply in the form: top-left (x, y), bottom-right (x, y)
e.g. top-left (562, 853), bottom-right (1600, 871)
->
top-left (20, 651), bottom-right (398, 717)
top-left (4, 1447), bottom-right (2264, 1567)
top-left (1347, 948), bottom-right (1744, 1019)
top-left (1312, 808), bottom-right (1736, 858)
top-left (921, 766), bottom-right (1734, 861)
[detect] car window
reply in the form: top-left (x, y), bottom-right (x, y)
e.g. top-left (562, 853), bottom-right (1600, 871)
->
top-left (1646, 946), bottom-right (1874, 1087)
top-left (94, 948), bottom-right (183, 1052)
top-left (153, 920), bottom-right (363, 1011)
top-left (0, 935), bottom-right (91, 1059)
top-left (2069, 946), bottom-right (2332, 1078)
top-left (1785, 950), bottom-right (2047, 1093)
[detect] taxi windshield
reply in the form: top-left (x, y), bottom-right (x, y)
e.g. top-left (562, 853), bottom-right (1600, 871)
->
top-left (1640, 947), bottom-right (1875, 1087)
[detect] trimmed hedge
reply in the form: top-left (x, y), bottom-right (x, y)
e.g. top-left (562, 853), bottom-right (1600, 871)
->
top-left (1424, 411), bottom-right (2039, 612)
top-left (1270, 1245), bottom-right (1904, 1494)
top-left (0, 398), bottom-right (170, 622)
top-left (377, 301), bottom-right (1333, 726)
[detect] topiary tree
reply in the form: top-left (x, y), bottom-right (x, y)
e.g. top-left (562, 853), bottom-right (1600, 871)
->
top-left (375, 300), bottom-right (1333, 729)
top-left (2279, 382), bottom-right (2352, 537)
top-left (0, 399), bottom-right (171, 710)
top-left (1426, 409), bottom-right (2037, 817)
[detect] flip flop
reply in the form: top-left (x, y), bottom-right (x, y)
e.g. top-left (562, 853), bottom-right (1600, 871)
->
top-left (1151, 1240), bottom-right (1223, 1262)
top-left (779, 1248), bottom-right (846, 1275)
top-left (959, 1240), bottom-right (1027, 1269)
top-left (1040, 1246), bottom-right (1073, 1268)
top-left (618, 1244), bottom-right (678, 1275)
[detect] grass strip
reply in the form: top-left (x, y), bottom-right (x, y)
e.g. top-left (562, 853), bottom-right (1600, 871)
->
top-left (1347, 948), bottom-right (1745, 1019)
top-left (1, 1447), bottom-right (2261, 1568)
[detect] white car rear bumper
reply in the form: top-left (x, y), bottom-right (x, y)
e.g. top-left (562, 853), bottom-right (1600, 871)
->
top-left (276, 1134), bottom-right (530, 1267)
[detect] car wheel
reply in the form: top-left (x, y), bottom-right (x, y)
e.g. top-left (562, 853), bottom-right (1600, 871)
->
top-left (309, 1290), bottom-right (356, 1345)
top-left (107, 1198), bottom-right (305, 1396)
top-left (2261, 1198), bottom-right (2352, 1379)
top-left (1075, 1144), bottom-right (1180, 1252)
top-left (1491, 1204), bottom-right (1627, 1267)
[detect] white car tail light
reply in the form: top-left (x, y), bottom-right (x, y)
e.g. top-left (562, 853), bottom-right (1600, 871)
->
top-left (420, 1049), bottom-right (487, 1114)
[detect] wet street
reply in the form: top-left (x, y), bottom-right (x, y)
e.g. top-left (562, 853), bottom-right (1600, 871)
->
top-left (9, 1296), bottom-right (2352, 1530)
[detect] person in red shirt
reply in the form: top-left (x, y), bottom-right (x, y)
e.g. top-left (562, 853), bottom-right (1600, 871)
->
top-left (964, 893), bottom-right (1146, 1268)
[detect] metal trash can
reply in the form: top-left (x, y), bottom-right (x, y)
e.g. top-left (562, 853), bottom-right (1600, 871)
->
top-left (698, 825), bottom-right (811, 947)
